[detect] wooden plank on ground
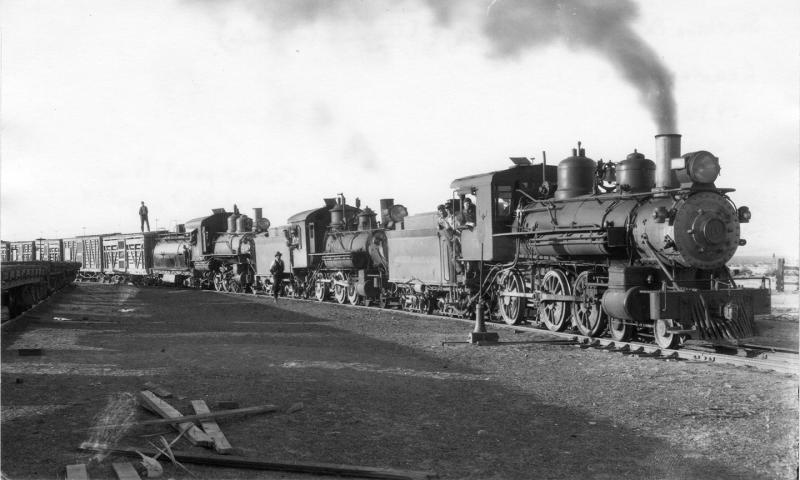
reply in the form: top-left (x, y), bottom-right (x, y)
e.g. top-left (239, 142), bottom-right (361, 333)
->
top-left (143, 381), bottom-right (172, 398)
top-left (191, 399), bottom-right (234, 454)
top-left (65, 464), bottom-right (89, 480)
top-left (81, 446), bottom-right (438, 480)
top-left (137, 390), bottom-right (213, 448)
top-left (82, 403), bottom-right (278, 431)
top-left (112, 462), bottom-right (142, 480)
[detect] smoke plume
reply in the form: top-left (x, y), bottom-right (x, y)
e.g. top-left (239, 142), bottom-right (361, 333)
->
top-left (198, 0), bottom-right (677, 132)
top-left (477, 0), bottom-right (677, 132)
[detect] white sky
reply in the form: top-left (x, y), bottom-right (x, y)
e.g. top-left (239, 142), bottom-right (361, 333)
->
top-left (1, 0), bottom-right (798, 257)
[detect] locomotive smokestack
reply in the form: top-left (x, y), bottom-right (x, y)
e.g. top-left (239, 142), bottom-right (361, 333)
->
top-left (654, 134), bottom-right (681, 190)
top-left (252, 208), bottom-right (263, 232)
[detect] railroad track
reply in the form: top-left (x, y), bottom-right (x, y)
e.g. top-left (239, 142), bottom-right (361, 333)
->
top-left (58, 283), bottom-right (799, 375)
top-left (211, 290), bottom-right (799, 375)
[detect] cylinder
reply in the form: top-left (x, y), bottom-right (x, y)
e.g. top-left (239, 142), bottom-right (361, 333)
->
top-left (654, 134), bottom-right (681, 190)
top-left (227, 215), bottom-right (237, 233)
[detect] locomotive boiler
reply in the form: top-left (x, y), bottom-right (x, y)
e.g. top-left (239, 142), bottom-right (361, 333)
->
top-left (495, 134), bottom-right (769, 348)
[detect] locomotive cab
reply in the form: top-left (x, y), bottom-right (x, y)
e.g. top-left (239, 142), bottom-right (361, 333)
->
top-left (450, 159), bottom-right (557, 261)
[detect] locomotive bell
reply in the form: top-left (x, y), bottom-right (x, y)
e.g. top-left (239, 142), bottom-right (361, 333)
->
top-left (555, 142), bottom-right (596, 200)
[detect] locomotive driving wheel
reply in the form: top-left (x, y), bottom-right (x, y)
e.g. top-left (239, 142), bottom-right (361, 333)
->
top-left (571, 271), bottom-right (606, 337)
top-left (498, 270), bottom-right (525, 325)
top-left (347, 281), bottom-right (360, 305)
top-left (539, 269), bottom-right (571, 332)
top-left (333, 272), bottom-right (347, 304)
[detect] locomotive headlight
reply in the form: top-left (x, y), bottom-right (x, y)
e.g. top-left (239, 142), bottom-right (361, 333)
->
top-left (683, 151), bottom-right (721, 184)
top-left (737, 206), bottom-right (752, 223)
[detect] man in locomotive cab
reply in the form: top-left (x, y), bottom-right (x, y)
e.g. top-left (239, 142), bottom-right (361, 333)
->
top-left (462, 197), bottom-right (476, 230)
top-left (269, 251), bottom-right (285, 302)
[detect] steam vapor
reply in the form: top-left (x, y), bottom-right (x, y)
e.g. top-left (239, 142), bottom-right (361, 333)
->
top-left (478, 0), bottom-right (678, 133)
top-left (197, 0), bottom-right (678, 132)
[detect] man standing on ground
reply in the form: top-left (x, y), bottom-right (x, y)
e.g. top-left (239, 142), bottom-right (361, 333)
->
top-left (139, 201), bottom-right (150, 232)
top-left (270, 251), bottom-right (285, 302)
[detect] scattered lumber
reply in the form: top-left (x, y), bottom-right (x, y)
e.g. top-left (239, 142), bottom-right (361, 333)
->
top-left (191, 400), bottom-right (235, 454)
top-left (65, 463), bottom-right (89, 480)
top-left (80, 445), bottom-right (439, 480)
top-left (143, 381), bottom-right (172, 398)
top-left (136, 390), bottom-right (213, 448)
top-left (82, 402), bottom-right (278, 431)
top-left (112, 462), bottom-right (142, 480)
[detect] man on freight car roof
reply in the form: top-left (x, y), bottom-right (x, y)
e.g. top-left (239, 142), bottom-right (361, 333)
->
top-left (139, 201), bottom-right (150, 232)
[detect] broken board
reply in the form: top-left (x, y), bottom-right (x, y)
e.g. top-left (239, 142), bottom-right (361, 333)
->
top-left (191, 399), bottom-right (234, 454)
top-left (137, 390), bottom-right (213, 448)
top-left (65, 464), bottom-right (89, 480)
top-left (112, 462), bottom-right (142, 480)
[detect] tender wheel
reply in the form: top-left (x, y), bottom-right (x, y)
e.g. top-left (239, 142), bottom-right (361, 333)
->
top-left (653, 319), bottom-right (679, 349)
top-left (315, 280), bottom-right (328, 302)
top-left (608, 317), bottom-right (633, 341)
top-left (347, 283), bottom-right (360, 305)
top-left (333, 273), bottom-right (347, 304)
top-left (539, 269), bottom-right (571, 332)
top-left (228, 278), bottom-right (242, 293)
top-left (498, 270), bottom-right (525, 325)
top-left (571, 271), bottom-right (606, 337)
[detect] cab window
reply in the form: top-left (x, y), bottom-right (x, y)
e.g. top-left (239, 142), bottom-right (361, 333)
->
top-left (495, 185), bottom-right (513, 218)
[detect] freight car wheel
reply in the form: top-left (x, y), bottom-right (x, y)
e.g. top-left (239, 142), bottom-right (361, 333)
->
top-left (498, 270), bottom-right (524, 325)
top-left (571, 271), bottom-right (606, 337)
top-left (539, 269), bottom-right (571, 332)
top-left (653, 319), bottom-right (679, 349)
top-left (608, 317), bottom-right (633, 341)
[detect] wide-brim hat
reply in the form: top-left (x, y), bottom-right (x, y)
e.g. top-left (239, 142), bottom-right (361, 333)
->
top-left (275, 252), bottom-right (282, 256)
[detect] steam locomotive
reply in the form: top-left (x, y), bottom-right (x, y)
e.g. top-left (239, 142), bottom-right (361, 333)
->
top-left (1, 134), bottom-right (770, 348)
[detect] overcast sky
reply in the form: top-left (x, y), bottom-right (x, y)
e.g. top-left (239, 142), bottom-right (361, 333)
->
top-left (1, 0), bottom-right (798, 258)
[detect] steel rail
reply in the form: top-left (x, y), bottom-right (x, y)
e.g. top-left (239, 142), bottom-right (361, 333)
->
top-left (200, 288), bottom-right (799, 375)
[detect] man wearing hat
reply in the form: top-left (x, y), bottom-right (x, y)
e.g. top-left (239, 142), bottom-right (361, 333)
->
top-left (269, 251), bottom-right (285, 302)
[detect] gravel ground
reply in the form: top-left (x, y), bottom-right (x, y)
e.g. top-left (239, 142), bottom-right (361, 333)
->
top-left (1, 284), bottom-right (797, 480)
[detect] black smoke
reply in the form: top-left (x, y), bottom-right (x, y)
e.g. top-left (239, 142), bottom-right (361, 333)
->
top-left (194, 0), bottom-right (678, 132)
